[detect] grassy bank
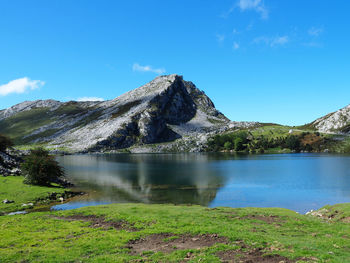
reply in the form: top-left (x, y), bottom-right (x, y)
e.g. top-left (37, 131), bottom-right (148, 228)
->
top-left (0, 203), bottom-right (350, 262)
top-left (207, 124), bottom-right (350, 154)
top-left (0, 176), bottom-right (67, 214)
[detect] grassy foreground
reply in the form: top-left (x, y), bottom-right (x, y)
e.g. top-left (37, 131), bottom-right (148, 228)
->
top-left (0, 203), bottom-right (349, 262)
top-left (0, 176), bottom-right (67, 214)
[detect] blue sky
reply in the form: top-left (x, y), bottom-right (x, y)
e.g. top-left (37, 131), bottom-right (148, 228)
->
top-left (0, 0), bottom-right (349, 125)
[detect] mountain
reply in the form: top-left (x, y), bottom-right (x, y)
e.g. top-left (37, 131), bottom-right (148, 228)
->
top-left (310, 104), bottom-right (350, 134)
top-left (0, 75), bottom-right (252, 152)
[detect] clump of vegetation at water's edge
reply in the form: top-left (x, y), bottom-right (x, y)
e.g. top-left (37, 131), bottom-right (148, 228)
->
top-left (21, 148), bottom-right (65, 186)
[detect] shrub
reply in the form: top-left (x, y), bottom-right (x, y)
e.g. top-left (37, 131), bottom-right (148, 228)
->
top-left (234, 137), bottom-right (244, 151)
top-left (285, 135), bottom-right (300, 151)
top-left (224, 141), bottom-right (233, 150)
top-left (21, 148), bottom-right (64, 186)
top-left (235, 131), bottom-right (249, 144)
top-left (0, 134), bottom-right (13, 152)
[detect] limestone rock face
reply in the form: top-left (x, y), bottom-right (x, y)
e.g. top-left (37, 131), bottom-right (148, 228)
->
top-left (0, 149), bottom-right (22, 176)
top-left (310, 104), bottom-right (350, 133)
top-left (0, 74), bottom-right (236, 152)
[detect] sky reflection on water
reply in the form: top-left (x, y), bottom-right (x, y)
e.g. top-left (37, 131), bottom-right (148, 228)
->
top-left (55, 153), bottom-right (350, 213)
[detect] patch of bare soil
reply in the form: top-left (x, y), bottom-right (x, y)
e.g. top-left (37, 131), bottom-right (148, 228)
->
top-left (243, 214), bottom-right (284, 224)
top-left (224, 212), bottom-right (285, 225)
top-left (127, 233), bottom-right (229, 254)
top-left (53, 214), bottom-right (138, 231)
top-left (341, 217), bottom-right (350, 223)
top-left (217, 248), bottom-right (296, 263)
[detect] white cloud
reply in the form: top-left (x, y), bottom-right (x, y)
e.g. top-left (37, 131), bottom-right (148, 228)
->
top-left (308, 27), bottom-right (323, 37)
top-left (238, 0), bottom-right (269, 19)
top-left (253, 35), bottom-right (289, 47)
top-left (77, 97), bottom-right (104, 102)
top-left (233, 42), bottom-right (240, 50)
top-left (0, 77), bottom-right (44, 96)
top-left (271, 36), bottom-right (289, 46)
top-left (132, 63), bottom-right (166, 75)
top-left (216, 34), bottom-right (226, 43)
top-left (221, 0), bottom-right (268, 19)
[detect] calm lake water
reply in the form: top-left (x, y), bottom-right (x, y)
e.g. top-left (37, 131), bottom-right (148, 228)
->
top-left (54, 153), bottom-right (350, 213)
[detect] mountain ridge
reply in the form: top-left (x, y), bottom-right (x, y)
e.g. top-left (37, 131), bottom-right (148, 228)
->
top-left (3, 74), bottom-right (348, 153)
top-left (309, 104), bottom-right (350, 134)
top-left (0, 74), bottom-right (253, 152)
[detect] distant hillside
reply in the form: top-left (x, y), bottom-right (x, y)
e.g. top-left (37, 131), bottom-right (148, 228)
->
top-left (0, 75), bottom-right (255, 152)
top-left (310, 104), bottom-right (350, 133)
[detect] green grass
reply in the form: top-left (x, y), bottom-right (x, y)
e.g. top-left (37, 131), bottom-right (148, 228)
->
top-left (0, 203), bottom-right (349, 262)
top-left (0, 103), bottom-right (103, 146)
top-left (0, 176), bottom-right (66, 214)
top-left (0, 108), bottom-right (56, 144)
top-left (111, 100), bottom-right (142, 119)
top-left (14, 144), bottom-right (50, 151)
top-left (249, 124), bottom-right (315, 139)
top-left (250, 124), bottom-right (292, 138)
top-left (23, 128), bottom-right (60, 143)
top-left (325, 135), bottom-right (350, 153)
top-left (55, 102), bottom-right (89, 116)
top-left (263, 147), bottom-right (292, 154)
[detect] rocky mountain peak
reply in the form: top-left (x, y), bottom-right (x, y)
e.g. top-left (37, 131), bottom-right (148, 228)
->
top-left (0, 75), bottom-right (231, 152)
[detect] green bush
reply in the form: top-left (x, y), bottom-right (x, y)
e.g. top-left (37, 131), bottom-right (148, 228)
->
top-left (224, 141), bottom-right (233, 150)
top-left (234, 137), bottom-right (244, 151)
top-left (0, 134), bottom-right (13, 152)
top-left (285, 135), bottom-right (300, 151)
top-left (21, 148), bottom-right (64, 186)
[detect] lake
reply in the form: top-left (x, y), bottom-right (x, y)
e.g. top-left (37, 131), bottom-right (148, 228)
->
top-left (54, 153), bottom-right (350, 213)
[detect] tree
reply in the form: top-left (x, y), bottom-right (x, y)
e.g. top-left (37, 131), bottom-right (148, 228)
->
top-left (0, 134), bottom-right (13, 152)
top-left (236, 131), bottom-right (249, 144)
top-left (234, 137), bottom-right (244, 151)
top-left (285, 135), bottom-right (300, 151)
top-left (22, 148), bottom-right (64, 186)
top-left (224, 141), bottom-right (233, 151)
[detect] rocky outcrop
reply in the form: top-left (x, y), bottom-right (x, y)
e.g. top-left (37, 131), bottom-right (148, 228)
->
top-left (0, 149), bottom-right (22, 176)
top-left (0, 75), bottom-right (242, 152)
top-left (310, 104), bottom-right (350, 133)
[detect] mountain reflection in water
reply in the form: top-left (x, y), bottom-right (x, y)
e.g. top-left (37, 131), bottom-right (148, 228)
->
top-left (56, 153), bottom-right (226, 206)
top-left (55, 153), bottom-right (350, 213)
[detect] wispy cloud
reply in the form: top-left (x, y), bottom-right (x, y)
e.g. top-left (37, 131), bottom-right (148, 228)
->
top-left (132, 63), bottom-right (166, 75)
top-left (0, 77), bottom-right (44, 96)
top-left (238, 0), bottom-right (269, 19)
top-left (220, 6), bottom-right (235, 18)
top-left (221, 0), bottom-right (268, 19)
top-left (233, 42), bottom-right (240, 50)
top-left (253, 35), bottom-right (289, 47)
top-left (308, 27), bottom-right (323, 37)
top-left (216, 34), bottom-right (226, 43)
top-left (77, 97), bottom-right (104, 102)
